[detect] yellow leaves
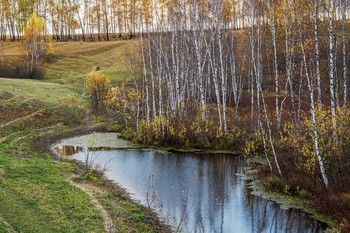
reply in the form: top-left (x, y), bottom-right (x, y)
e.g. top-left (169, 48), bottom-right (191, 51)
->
top-left (274, 107), bottom-right (350, 175)
top-left (222, 0), bottom-right (235, 23)
top-left (137, 108), bottom-right (247, 149)
top-left (85, 68), bottom-right (111, 95)
top-left (24, 12), bottom-right (46, 39)
top-left (216, 128), bottom-right (223, 139)
top-left (85, 68), bottom-right (111, 114)
top-left (138, 117), bottom-right (167, 144)
top-left (23, 12), bottom-right (48, 70)
top-left (243, 130), bottom-right (262, 157)
top-left (45, 44), bottom-right (55, 56)
top-left (106, 83), bottom-right (140, 127)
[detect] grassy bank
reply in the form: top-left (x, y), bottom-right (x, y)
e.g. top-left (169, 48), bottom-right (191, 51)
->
top-left (0, 41), bottom-right (170, 233)
top-left (0, 40), bottom-right (345, 232)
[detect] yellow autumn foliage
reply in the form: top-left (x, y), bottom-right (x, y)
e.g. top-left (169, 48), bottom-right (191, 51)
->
top-left (85, 68), bottom-right (111, 114)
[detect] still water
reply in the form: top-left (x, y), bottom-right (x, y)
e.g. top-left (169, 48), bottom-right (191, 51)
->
top-left (54, 134), bottom-right (327, 233)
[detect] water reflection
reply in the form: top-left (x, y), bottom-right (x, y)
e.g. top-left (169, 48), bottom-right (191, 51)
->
top-left (55, 145), bottom-right (118, 156)
top-left (55, 145), bottom-right (327, 233)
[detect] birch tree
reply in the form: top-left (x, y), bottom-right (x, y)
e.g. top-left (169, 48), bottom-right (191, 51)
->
top-left (299, 21), bottom-right (329, 188)
top-left (328, 0), bottom-right (338, 145)
top-left (266, 0), bottom-right (281, 129)
top-left (341, 0), bottom-right (348, 111)
top-left (23, 12), bottom-right (47, 72)
top-left (313, 0), bottom-right (322, 111)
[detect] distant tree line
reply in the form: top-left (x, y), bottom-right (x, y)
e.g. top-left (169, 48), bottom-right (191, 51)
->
top-left (0, 0), bottom-right (245, 42)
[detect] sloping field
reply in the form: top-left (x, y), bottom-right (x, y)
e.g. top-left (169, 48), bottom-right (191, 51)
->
top-left (45, 41), bottom-right (139, 84)
top-left (1, 40), bottom-right (139, 85)
top-left (0, 41), bottom-right (168, 233)
top-left (0, 78), bottom-right (80, 106)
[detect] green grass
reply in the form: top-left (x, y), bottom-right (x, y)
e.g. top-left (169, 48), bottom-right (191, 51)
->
top-left (0, 155), bottom-right (104, 233)
top-left (0, 95), bottom-right (104, 232)
top-left (0, 78), bottom-right (81, 106)
top-left (98, 195), bottom-right (156, 233)
top-left (0, 41), bottom-right (167, 233)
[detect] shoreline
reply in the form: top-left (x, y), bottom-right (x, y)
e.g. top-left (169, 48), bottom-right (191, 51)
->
top-left (244, 163), bottom-right (335, 228)
top-left (35, 124), bottom-right (173, 233)
top-left (46, 127), bottom-right (335, 231)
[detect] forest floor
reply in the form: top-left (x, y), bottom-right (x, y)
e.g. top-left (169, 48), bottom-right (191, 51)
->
top-left (0, 41), bottom-right (171, 233)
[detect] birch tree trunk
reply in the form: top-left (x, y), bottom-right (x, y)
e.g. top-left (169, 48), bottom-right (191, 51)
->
top-left (284, 0), bottom-right (297, 124)
top-left (329, 0), bottom-right (338, 145)
top-left (300, 27), bottom-right (329, 188)
top-left (140, 27), bottom-right (150, 123)
top-left (342, 0), bottom-right (348, 111)
top-left (193, 28), bottom-right (206, 120)
top-left (218, 28), bottom-right (227, 132)
top-left (0, 41), bottom-right (3, 63)
top-left (314, 0), bottom-right (322, 111)
top-left (147, 30), bottom-right (156, 119)
top-left (267, 0), bottom-right (281, 129)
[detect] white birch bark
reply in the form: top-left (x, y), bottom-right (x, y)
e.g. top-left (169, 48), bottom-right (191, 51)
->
top-left (284, 0), bottom-right (297, 123)
top-left (231, 43), bottom-right (244, 120)
top-left (314, 0), bottom-right (322, 111)
top-left (267, 0), bottom-right (281, 129)
top-left (342, 0), bottom-right (348, 111)
top-left (329, 0), bottom-right (338, 145)
top-left (157, 32), bottom-right (163, 119)
top-left (171, 31), bottom-right (178, 112)
top-left (140, 26), bottom-right (150, 122)
top-left (192, 9), bottom-right (206, 120)
top-left (0, 41), bottom-right (3, 63)
top-left (147, 30), bottom-right (157, 119)
top-left (249, 13), bottom-right (282, 176)
top-left (218, 28), bottom-right (227, 132)
top-left (300, 27), bottom-right (329, 188)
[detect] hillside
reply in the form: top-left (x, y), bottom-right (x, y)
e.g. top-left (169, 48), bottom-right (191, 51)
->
top-left (0, 42), bottom-right (169, 233)
top-left (1, 40), bottom-right (138, 84)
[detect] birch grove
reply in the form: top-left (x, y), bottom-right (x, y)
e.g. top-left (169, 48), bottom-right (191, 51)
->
top-left (1, 0), bottom-right (350, 190)
top-left (133, 0), bottom-right (350, 189)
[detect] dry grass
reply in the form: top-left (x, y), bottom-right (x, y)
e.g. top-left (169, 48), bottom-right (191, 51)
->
top-left (1, 40), bottom-right (140, 86)
top-left (0, 40), bottom-right (140, 109)
top-left (45, 41), bottom-right (139, 85)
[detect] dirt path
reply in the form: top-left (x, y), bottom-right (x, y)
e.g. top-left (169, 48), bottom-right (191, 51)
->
top-left (0, 213), bottom-right (18, 233)
top-left (67, 176), bottom-right (115, 233)
top-left (0, 109), bottom-right (44, 130)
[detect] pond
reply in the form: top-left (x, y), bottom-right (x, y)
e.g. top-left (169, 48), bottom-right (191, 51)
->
top-left (54, 133), bottom-right (327, 233)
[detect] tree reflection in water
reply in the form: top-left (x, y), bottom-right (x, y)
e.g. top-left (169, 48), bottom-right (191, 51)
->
top-left (55, 143), bottom-right (328, 233)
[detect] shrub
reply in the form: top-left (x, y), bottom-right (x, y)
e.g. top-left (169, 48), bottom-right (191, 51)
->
top-left (106, 85), bottom-right (139, 128)
top-left (260, 175), bottom-right (285, 192)
top-left (0, 63), bottom-right (45, 80)
top-left (136, 109), bottom-right (246, 150)
top-left (85, 67), bottom-right (111, 114)
top-left (298, 189), bottom-right (309, 200)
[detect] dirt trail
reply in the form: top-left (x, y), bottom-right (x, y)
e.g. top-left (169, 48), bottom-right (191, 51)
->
top-left (0, 109), bottom-right (44, 130)
top-left (67, 176), bottom-right (115, 233)
top-left (0, 213), bottom-right (18, 233)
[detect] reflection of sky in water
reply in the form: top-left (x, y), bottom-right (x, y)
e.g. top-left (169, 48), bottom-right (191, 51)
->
top-left (57, 146), bottom-right (327, 233)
